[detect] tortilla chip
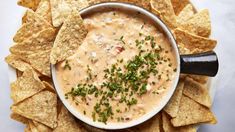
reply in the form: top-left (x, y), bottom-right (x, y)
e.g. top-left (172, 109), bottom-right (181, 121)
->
top-left (131, 114), bottom-right (161, 132)
top-left (183, 77), bottom-right (211, 108)
top-left (164, 80), bottom-right (184, 118)
top-left (14, 10), bottom-right (53, 43)
top-left (25, 123), bottom-right (32, 132)
top-left (10, 69), bottom-right (45, 104)
top-left (174, 28), bottom-right (217, 54)
top-left (162, 112), bottom-right (196, 132)
top-left (50, 0), bottom-right (89, 27)
top-left (11, 90), bottom-right (57, 128)
top-left (171, 0), bottom-right (190, 15)
top-left (53, 106), bottom-right (84, 132)
top-left (43, 81), bottom-right (55, 92)
top-left (10, 113), bottom-right (28, 124)
top-left (50, 10), bottom-right (88, 64)
top-left (177, 4), bottom-right (195, 25)
top-left (35, 0), bottom-right (52, 24)
top-left (32, 121), bottom-right (53, 132)
top-left (5, 54), bottom-right (33, 72)
top-left (171, 95), bottom-right (216, 127)
top-left (17, 0), bottom-right (41, 11)
top-left (187, 75), bottom-right (208, 84)
top-left (28, 120), bottom-right (39, 132)
top-left (150, 0), bottom-right (177, 29)
top-left (179, 9), bottom-right (211, 37)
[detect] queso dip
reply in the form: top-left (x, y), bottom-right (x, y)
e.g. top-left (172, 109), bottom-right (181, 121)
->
top-left (56, 10), bottom-right (177, 124)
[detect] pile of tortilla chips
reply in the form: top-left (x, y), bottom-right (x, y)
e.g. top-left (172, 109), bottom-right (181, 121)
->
top-left (5, 0), bottom-right (217, 131)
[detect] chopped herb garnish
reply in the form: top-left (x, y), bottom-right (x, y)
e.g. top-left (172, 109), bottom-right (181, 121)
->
top-left (63, 60), bottom-right (71, 70)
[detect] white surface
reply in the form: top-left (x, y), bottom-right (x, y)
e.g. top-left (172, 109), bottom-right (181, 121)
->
top-left (0, 0), bottom-right (235, 131)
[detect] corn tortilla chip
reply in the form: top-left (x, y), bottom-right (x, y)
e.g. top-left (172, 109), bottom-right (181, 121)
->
top-left (131, 114), bottom-right (161, 132)
top-left (174, 28), bottom-right (217, 54)
top-left (35, 0), bottom-right (52, 24)
top-left (50, 10), bottom-right (88, 64)
top-left (50, 0), bottom-right (89, 27)
top-left (188, 75), bottom-right (208, 84)
top-left (177, 4), bottom-right (195, 25)
top-left (171, 0), bottom-right (189, 15)
top-left (10, 69), bottom-right (45, 104)
top-left (10, 113), bottom-right (28, 124)
top-left (5, 54), bottom-right (33, 72)
top-left (183, 77), bottom-right (212, 108)
top-left (171, 95), bottom-right (216, 127)
top-left (32, 121), bottom-right (53, 132)
top-left (11, 90), bottom-right (57, 128)
top-left (162, 112), bottom-right (196, 132)
top-left (150, 0), bottom-right (177, 29)
top-left (25, 123), bottom-right (31, 132)
top-left (42, 81), bottom-right (55, 92)
top-left (179, 9), bottom-right (211, 37)
top-left (28, 120), bottom-right (39, 132)
top-left (53, 106), bottom-right (84, 132)
top-left (164, 80), bottom-right (184, 118)
top-left (17, 0), bottom-right (41, 11)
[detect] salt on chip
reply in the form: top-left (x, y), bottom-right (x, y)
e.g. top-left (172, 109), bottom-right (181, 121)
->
top-left (10, 113), bottom-right (28, 124)
top-left (171, 0), bottom-right (189, 15)
top-left (53, 106), bottom-right (84, 132)
top-left (10, 69), bottom-right (45, 104)
top-left (17, 0), bottom-right (41, 11)
top-left (162, 112), bottom-right (196, 132)
top-left (164, 80), bottom-right (184, 118)
top-left (177, 4), bottom-right (195, 25)
top-left (14, 10), bottom-right (53, 43)
top-left (183, 77), bottom-right (212, 108)
top-left (179, 9), bottom-right (211, 37)
top-left (35, 0), bottom-right (52, 24)
top-left (5, 54), bottom-right (33, 72)
top-left (11, 90), bottom-right (57, 128)
top-left (150, 0), bottom-right (177, 29)
top-left (50, 10), bottom-right (88, 64)
top-left (131, 114), bottom-right (161, 132)
top-left (174, 28), bottom-right (217, 54)
top-left (171, 95), bottom-right (216, 127)
top-left (32, 120), bottom-right (53, 132)
top-left (50, 0), bottom-right (89, 27)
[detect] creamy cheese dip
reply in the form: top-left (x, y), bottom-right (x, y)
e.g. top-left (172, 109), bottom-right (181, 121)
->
top-left (56, 10), bottom-right (177, 124)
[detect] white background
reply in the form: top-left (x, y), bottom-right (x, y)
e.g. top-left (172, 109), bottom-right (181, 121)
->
top-left (0, 0), bottom-right (235, 131)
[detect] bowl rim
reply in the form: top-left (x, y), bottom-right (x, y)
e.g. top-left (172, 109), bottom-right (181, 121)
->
top-left (50, 2), bottom-right (181, 130)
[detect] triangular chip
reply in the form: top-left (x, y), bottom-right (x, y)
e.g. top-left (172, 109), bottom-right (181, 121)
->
top-left (17, 0), bottom-right (41, 11)
top-left (32, 121), bottom-right (53, 132)
top-left (177, 4), bottom-right (195, 25)
top-left (131, 113), bottom-right (161, 132)
top-left (171, 0), bottom-right (190, 15)
top-left (187, 75), bottom-right (208, 84)
top-left (53, 106), bottom-right (84, 132)
top-left (5, 54), bottom-right (33, 72)
top-left (11, 90), bottom-right (57, 128)
top-left (183, 77), bottom-right (211, 108)
top-left (171, 95), bottom-right (216, 127)
top-left (174, 28), bottom-right (217, 54)
top-left (50, 10), bottom-right (88, 64)
top-left (150, 0), bottom-right (177, 29)
top-left (10, 113), bottom-right (28, 124)
top-left (164, 80), bottom-right (184, 118)
top-left (179, 9), bottom-right (211, 37)
top-left (50, 0), bottom-right (89, 27)
top-left (35, 0), bottom-right (52, 24)
top-left (162, 112), bottom-right (196, 132)
top-left (14, 10), bottom-right (53, 43)
top-left (10, 69), bottom-right (45, 104)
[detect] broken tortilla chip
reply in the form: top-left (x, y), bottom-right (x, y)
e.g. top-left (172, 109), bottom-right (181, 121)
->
top-left (179, 9), bottom-right (211, 37)
top-left (50, 0), bottom-right (89, 27)
top-left (50, 10), bottom-right (88, 64)
top-left (171, 95), bottom-right (216, 127)
top-left (10, 69), bottom-right (45, 104)
top-left (174, 28), bottom-right (217, 54)
top-left (53, 106), bottom-right (84, 132)
top-left (164, 80), bottom-right (184, 118)
top-left (17, 0), bottom-right (41, 11)
top-left (162, 112), bottom-right (196, 132)
top-left (10, 113), bottom-right (28, 124)
top-left (171, 0), bottom-right (190, 15)
top-left (150, 0), bottom-right (177, 29)
top-left (11, 90), bottom-right (57, 128)
top-left (183, 77), bottom-right (212, 108)
top-left (35, 0), bottom-right (52, 24)
top-left (177, 4), bottom-right (195, 25)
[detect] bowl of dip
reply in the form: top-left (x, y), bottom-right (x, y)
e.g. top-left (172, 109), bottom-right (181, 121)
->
top-left (51, 2), bottom-right (218, 130)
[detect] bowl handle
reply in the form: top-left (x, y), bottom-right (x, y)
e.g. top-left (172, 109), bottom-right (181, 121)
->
top-left (180, 51), bottom-right (219, 77)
